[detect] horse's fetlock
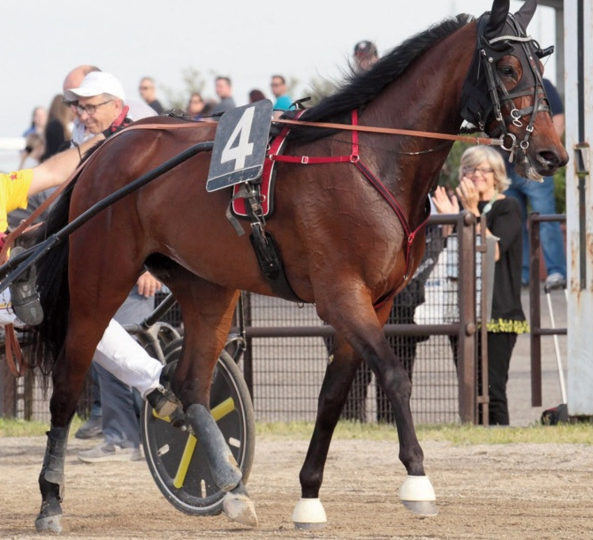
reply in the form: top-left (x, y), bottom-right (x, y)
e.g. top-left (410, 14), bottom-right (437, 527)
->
top-left (300, 476), bottom-right (322, 498)
top-left (39, 474), bottom-right (63, 505)
top-left (399, 446), bottom-right (425, 475)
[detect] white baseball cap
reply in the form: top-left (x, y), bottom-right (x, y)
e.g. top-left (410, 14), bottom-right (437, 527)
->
top-left (67, 71), bottom-right (126, 102)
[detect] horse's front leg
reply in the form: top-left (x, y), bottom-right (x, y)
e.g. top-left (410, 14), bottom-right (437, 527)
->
top-left (169, 278), bottom-right (257, 527)
top-left (292, 333), bottom-right (362, 529)
top-left (312, 289), bottom-right (436, 521)
top-left (356, 300), bottom-right (437, 517)
top-left (36, 332), bottom-right (98, 533)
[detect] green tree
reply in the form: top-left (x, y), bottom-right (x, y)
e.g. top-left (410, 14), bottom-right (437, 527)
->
top-left (301, 75), bottom-right (339, 107)
top-left (160, 67), bottom-right (208, 112)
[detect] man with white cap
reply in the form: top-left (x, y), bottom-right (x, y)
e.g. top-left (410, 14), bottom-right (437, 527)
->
top-left (63, 67), bottom-right (157, 144)
top-left (67, 71), bottom-right (131, 137)
top-left (64, 71), bottom-right (179, 461)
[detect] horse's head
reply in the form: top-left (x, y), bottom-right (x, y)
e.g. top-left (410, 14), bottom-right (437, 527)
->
top-left (461, 0), bottom-right (568, 179)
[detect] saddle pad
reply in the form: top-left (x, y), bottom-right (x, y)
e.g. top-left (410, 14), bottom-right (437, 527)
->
top-left (231, 125), bottom-right (291, 219)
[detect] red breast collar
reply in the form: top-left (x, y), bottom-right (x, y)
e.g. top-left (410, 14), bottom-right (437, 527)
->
top-left (271, 110), bottom-right (430, 282)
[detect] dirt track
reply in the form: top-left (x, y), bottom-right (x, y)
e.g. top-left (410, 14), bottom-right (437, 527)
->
top-left (1, 435), bottom-right (592, 539)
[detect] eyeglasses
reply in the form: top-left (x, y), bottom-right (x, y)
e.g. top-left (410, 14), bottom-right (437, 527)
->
top-left (62, 99), bottom-right (78, 107)
top-left (463, 167), bottom-right (494, 176)
top-left (75, 100), bottom-right (113, 116)
top-left (139, 85), bottom-right (152, 90)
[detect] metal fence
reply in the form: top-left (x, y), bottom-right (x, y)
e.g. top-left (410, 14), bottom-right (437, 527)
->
top-left (1, 213), bottom-right (481, 425)
top-left (527, 213), bottom-right (567, 407)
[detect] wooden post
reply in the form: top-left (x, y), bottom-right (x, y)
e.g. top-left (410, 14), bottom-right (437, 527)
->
top-left (0, 351), bottom-right (17, 418)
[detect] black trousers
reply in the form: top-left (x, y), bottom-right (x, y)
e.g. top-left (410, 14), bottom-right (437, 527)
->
top-left (450, 332), bottom-right (518, 425)
top-left (341, 335), bottom-right (418, 423)
top-left (486, 332), bottom-right (517, 425)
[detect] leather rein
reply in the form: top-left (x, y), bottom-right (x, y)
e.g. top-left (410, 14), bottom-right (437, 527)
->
top-left (0, 105), bottom-right (516, 377)
top-left (1, 115), bottom-right (507, 264)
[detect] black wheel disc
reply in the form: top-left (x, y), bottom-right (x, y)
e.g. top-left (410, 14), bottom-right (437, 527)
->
top-left (142, 342), bottom-right (255, 515)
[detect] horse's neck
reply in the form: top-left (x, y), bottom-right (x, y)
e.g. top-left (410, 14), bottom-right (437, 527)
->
top-left (361, 24), bottom-right (477, 220)
top-left (367, 23), bottom-right (476, 139)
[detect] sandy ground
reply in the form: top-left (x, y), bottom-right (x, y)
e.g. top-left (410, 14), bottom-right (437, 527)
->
top-left (1, 434), bottom-right (592, 539)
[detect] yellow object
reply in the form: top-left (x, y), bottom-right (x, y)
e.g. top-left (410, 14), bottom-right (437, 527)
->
top-left (0, 170), bottom-right (33, 231)
top-left (155, 397), bottom-right (236, 489)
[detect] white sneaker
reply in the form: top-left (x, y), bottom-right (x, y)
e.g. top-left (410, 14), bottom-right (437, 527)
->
top-left (544, 272), bottom-right (566, 291)
top-left (78, 442), bottom-right (142, 463)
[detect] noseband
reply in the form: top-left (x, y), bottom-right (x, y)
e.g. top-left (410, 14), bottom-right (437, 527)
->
top-left (461, 13), bottom-right (554, 164)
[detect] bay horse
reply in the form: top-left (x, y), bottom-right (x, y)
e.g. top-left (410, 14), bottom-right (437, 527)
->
top-left (33, 0), bottom-right (566, 532)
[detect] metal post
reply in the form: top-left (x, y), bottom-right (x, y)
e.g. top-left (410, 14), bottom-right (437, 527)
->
top-left (0, 352), bottom-right (16, 418)
top-left (457, 211), bottom-right (477, 423)
top-left (477, 222), bottom-right (489, 425)
top-left (565, 0), bottom-right (593, 416)
top-left (528, 213), bottom-right (542, 406)
top-left (241, 292), bottom-right (254, 400)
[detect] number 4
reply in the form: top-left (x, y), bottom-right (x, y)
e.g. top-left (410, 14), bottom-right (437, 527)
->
top-left (221, 106), bottom-right (255, 170)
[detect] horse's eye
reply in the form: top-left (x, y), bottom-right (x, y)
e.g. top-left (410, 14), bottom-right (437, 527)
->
top-left (499, 65), bottom-right (516, 78)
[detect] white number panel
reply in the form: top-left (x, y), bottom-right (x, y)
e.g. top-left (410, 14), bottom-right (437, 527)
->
top-left (206, 100), bottom-right (273, 192)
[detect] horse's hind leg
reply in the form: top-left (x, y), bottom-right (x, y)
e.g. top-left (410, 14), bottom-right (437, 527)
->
top-left (158, 268), bottom-right (257, 526)
top-left (37, 251), bottom-right (138, 532)
top-left (36, 325), bottom-right (112, 533)
top-left (36, 416), bottom-right (70, 533)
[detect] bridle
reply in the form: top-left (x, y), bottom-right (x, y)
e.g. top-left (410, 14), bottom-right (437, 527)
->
top-left (461, 12), bottom-right (554, 165)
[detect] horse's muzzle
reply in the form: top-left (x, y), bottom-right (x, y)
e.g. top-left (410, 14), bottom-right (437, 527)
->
top-left (533, 146), bottom-right (569, 176)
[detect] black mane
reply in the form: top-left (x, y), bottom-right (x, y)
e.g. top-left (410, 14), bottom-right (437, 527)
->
top-left (290, 14), bottom-right (473, 142)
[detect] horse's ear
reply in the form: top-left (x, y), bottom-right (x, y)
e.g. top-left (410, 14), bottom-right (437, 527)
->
top-left (514, 0), bottom-right (538, 30)
top-left (485, 0), bottom-right (510, 37)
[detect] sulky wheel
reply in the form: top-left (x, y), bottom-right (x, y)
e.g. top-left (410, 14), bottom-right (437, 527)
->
top-left (141, 338), bottom-right (255, 515)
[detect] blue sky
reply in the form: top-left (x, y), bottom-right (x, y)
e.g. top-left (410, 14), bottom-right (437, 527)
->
top-left (1, 0), bottom-right (555, 137)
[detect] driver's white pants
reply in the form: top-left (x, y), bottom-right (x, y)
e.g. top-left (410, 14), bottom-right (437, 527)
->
top-left (0, 288), bottom-right (162, 398)
top-left (95, 319), bottom-right (162, 398)
top-left (0, 288), bottom-right (19, 325)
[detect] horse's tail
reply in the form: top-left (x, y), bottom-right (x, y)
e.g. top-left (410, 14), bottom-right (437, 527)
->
top-left (33, 182), bottom-right (75, 375)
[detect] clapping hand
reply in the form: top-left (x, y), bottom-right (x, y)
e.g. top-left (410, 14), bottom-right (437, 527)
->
top-left (455, 176), bottom-right (480, 216)
top-left (432, 186), bottom-right (460, 215)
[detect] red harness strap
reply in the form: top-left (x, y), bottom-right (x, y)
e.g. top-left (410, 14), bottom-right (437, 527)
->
top-left (271, 110), bottom-right (430, 280)
top-left (232, 119), bottom-right (296, 217)
top-left (4, 324), bottom-right (26, 377)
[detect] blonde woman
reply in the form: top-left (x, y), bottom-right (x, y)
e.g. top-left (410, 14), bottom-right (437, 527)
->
top-left (433, 146), bottom-right (528, 425)
top-left (42, 94), bottom-right (75, 161)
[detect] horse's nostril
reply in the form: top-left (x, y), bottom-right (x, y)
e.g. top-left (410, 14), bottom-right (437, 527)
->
top-left (539, 151), bottom-right (564, 168)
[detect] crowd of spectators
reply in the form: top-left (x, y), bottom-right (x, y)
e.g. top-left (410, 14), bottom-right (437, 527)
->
top-left (17, 71), bottom-right (296, 174)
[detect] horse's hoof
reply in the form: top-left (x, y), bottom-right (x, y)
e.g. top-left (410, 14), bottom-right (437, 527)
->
top-left (292, 497), bottom-right (327, 529)
top-left (222, 492), bottom-right (258, 527)
top-left (35, 513), bottom-right (62, 533)
top-left (401, 500), bottom-right (438, 516)
top-left (399, 475), bottom-right (438, 516)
